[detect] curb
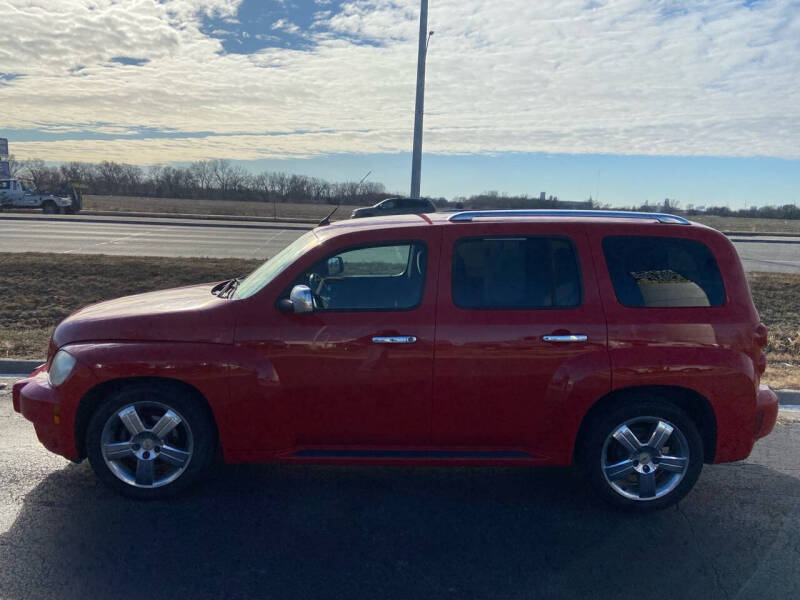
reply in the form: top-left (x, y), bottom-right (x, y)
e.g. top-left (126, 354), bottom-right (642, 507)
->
top-left (0, 213), bottom-right (315, 232)
top-left (1, 207), bottom-right (321, 225)
top-left (80, 210), bottom-right (321, 225)
top-left (0, 359), bottom-right (43, 375)
top-left (728, 238), bottom-right (800, 245)
top-left (721, 231), bottom-right (800, 238)
top-left (777, 389), bottom-right (800, 406)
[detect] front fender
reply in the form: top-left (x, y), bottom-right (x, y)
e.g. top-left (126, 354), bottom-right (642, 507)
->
top-left (67, 342), bottom-right (278, 462)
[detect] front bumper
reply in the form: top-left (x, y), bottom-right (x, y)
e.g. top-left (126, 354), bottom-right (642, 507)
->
top-left (12, 366), bottom-right (83, 461)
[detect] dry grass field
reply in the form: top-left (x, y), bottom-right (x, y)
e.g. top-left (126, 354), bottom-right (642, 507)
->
top-left (0, 253), bottom-right (260, 359)
top-left (690, 215), bottom-right (800, 234)
top-left (1, 253), bottom-right (797, 389)
top-left (747, 272), bottom-right (800, 389)
top-left (84, 195), bottom-right (363, 221)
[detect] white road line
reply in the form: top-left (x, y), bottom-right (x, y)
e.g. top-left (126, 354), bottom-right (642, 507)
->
top-left (741, 258), bottom-right (800, 267)
top-left (0, 236), bottom-right (267, 247)
top-left (0, 229), bottom-right (286, 242)
top-left (62, 230), bottom-right (152, 254)
top-left (249, 228), bottom-right (292, 259)
top-left (0, 225), bottom-right (266, 237)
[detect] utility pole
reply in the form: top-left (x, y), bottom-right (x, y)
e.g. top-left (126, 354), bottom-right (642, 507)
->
top-left (410, 0), bottom-right (431, 199)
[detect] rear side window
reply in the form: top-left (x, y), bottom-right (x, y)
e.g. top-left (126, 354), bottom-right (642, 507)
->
top-left (452, 236), bottom-right (582, 309)
top-left (602, 236), bottom-right (725, 308)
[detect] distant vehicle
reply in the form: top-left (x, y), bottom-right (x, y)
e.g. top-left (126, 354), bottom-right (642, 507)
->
top-left (351, 197), bottom-right (436, 219)
top-left (13, 209), bottom-right (777, 508)
top-left (0, 177), bottom-right (80, 214)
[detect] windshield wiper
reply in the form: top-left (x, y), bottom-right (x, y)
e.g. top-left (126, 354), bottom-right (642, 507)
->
top-left (213, 277), bottom-right (242, 298)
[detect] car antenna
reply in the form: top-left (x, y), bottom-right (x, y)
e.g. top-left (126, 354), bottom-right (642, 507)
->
top-left (318, 204), bottom-right (340, 227)
top-left (318, 170), bottom-right (372, 226)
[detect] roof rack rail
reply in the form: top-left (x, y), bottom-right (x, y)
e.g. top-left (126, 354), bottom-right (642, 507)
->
top-left (447, 209), bottom-right (690, 225)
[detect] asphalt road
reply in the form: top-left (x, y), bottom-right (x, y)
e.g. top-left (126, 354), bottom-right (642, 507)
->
top-left (1, 378), bottom-right (799, 600)
top-left (2, 214), bottom-right (800, 272)
top-left (729, 236), bottom-right (800, 273)
top-left (0, 214), bottom-right (312, 260)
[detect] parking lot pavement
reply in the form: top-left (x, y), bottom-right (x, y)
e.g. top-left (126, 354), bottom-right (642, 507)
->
top-left (1, 378), bottom-right (798, 600)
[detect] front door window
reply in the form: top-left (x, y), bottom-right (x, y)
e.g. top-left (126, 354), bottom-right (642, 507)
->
top-left (293, 242), bottom-right (427, 311)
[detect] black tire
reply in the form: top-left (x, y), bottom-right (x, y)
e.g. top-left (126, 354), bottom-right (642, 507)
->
top-left (86, 383), bottom-right (217, 499)
top-left (42, 201), bottom-right (57, 214)
top-left (580, 399), bottom-right (704, 511)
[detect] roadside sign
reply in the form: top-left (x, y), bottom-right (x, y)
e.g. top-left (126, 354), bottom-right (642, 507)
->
top-left (0, 138), bottom-right (7, 157)
top-left (0, 161), bottom-right (10, 178)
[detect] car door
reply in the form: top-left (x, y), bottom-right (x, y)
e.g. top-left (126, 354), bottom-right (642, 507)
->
top-left (376, 199), bottom-right (398, 215)
top-left (431, 222), bottom-right (610, 455)
top-left (17, 182), bottom-right (36, 206)
top-left (234, 229), bottom-right (440, 449)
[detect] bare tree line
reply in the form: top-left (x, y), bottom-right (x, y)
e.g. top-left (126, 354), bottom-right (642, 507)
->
top-left (6, 155), bottom-right (799, 219)
top-left (8, 157), bottom-right (393, 206)
top-left (455, 192), bottom-right (800, 221)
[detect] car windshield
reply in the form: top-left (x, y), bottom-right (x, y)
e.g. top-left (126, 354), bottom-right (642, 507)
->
top-left (234, 230), bottom-right (319, 299)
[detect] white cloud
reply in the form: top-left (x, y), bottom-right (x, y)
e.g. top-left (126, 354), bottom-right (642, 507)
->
top-left (271, 18), bottom-right (300, 34)
top-left (1, 0), bottom-right (799, 164)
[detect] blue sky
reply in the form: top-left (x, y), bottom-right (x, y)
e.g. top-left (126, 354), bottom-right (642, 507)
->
top-left (1, 0), bottom-right (799, 208)
top-left (200, 0), bottom-right (356, 53)
top-left (229, 153), bottom-right (800, 209)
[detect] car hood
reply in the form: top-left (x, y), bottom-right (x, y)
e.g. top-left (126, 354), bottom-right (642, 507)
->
top-left (52, 283), bottom-right (237, 348)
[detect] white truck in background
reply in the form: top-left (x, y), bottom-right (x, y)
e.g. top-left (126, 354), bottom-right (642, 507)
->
top-left (0, 178), bottom-right (80, 213)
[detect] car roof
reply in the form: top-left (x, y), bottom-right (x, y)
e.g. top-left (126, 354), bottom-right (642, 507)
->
top-left (381, 196), bottom-right (431, 201)
top-left (316, 210), bottom-right (707, 241)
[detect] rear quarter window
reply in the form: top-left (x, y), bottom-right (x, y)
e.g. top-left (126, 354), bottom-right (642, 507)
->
top-left (602, 236), bottom-right (725, 308)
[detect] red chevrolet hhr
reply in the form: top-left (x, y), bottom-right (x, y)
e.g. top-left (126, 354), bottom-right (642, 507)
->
top-left (13, 210), bottom-right (778, 509)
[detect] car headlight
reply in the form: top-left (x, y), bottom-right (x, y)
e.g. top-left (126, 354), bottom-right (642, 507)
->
top-left (49, 349), bottom-right (77, 387)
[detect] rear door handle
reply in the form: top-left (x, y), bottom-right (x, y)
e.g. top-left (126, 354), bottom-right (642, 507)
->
top-left (542, 334), bottom-right (588, 343)
top-left (372, 336), bottom-right (417, 344)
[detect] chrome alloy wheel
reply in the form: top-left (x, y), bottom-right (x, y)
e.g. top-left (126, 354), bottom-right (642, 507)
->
top-left (600, 416), bottom-right (690, 502)
top-left (100, 401), bottom-right (194, 488)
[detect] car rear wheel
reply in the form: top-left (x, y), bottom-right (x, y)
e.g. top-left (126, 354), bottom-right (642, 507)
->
top-left (86, 383), bottom-right (216, 499)
top-left (42, 201), bottom-right (58, 214)
top-left (581, 400), bottom-right (704, 511)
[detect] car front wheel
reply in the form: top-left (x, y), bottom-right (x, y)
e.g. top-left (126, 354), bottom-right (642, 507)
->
top-left (86, 384), bottom-right (216, 499)
top-left (581, 400), bottom-right (704, 511)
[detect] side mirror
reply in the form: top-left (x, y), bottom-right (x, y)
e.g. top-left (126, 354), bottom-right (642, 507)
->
top-left (327, 256), bottom-right (343, 276)
top-left (279, 285), bottom-right (314, 314)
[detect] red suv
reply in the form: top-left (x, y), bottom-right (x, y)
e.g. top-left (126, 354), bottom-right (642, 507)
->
top-left (13, 210), bottom-right (778, 509)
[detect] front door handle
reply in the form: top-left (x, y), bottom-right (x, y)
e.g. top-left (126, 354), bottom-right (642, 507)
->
top-left (372, 336), bottom-right (417, 344)
top-left (542, 334), bottom-right (588, 343)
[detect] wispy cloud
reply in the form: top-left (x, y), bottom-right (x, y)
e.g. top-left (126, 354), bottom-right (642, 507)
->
top-left (0, 0), bottom-right (798, 164)
top-left (271, 18), bottom-right (301, 34)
